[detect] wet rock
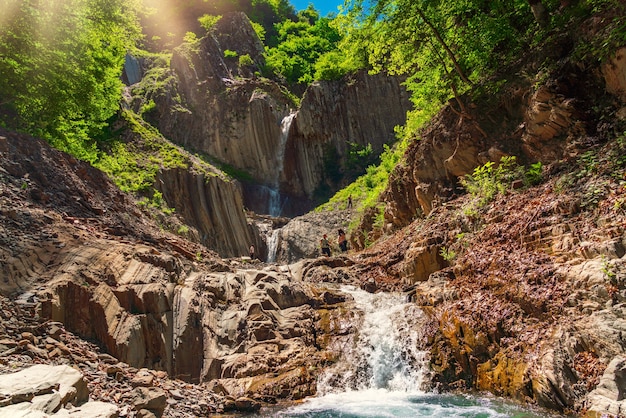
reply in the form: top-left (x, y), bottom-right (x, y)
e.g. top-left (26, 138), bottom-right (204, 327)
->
top-left (223, 396), bottom-right (261, 412)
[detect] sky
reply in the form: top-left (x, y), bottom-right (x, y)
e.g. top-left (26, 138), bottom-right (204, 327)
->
top-left (290, 0), bottom-right (344, 16)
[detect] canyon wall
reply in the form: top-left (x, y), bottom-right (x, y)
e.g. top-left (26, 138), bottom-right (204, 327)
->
top-left (155, 165), bottom-right (263, 258)
top-left (136, 12), bottom-right (412, 217)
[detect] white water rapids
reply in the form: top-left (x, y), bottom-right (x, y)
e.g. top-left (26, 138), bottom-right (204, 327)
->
top-left (265, 286), bottom-right (561, 418)
top-left (316, 286), bottom-right (427, 394)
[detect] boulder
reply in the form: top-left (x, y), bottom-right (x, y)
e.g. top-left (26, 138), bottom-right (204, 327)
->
top-left (0, 365), bottom-right (115, 418)
top-left (0, 365), bottom-right (88, 407)
top-left (54, 402), bottom-right (119, 418)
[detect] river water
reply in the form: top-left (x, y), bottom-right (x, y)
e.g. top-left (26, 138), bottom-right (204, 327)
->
top-left (254, 286), bottom-right (564, 418)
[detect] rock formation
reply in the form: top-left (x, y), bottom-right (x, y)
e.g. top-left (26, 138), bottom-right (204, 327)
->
top-left (131, 12), bottom-right (412, 217)
top-left (155, 165), bottom-right (263, 258)
top-left (282, 70), bottom-right (412, 200)
top-left (0, 128), bottom-right (371, 415)
top-left (345, 41), bottom-right (626, 416)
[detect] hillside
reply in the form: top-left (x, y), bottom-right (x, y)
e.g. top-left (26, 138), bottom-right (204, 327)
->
top-left (1, 1), bottom-right (626, 418)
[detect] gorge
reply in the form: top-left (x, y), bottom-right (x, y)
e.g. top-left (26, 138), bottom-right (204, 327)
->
top-left (1, 3), bottom-right (626, 418)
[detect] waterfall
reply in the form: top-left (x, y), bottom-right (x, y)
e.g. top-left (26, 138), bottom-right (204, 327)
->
top-left (268, 112), bottom-right (295, 217)
top-left (270, 286), bottom-right (557, 417)
top-left (266, 229), bottom-right (280, 263)
top-left (317, 286), bottom-right (427, 395)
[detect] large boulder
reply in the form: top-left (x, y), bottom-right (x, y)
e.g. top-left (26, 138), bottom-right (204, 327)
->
top-left (0, 365), bottom-right (119, 417)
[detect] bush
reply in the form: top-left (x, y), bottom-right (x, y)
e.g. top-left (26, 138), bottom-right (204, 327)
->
top-left (461, 156), bottom-right (543, 209)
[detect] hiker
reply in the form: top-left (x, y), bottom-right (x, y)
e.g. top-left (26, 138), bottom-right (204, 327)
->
top-left (249, 245), bottom-right (255, 259)
top-left (338, 229), bottom-right (348, 252)
top-left (320, 234), bottom-right (331, 257)
top-left (347, 195), bottom-right (353, 209)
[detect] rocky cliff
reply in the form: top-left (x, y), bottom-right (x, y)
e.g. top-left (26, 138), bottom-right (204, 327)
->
top-left (132, 12), bottom-right (412, 217)
top-left (155, 165), bottom-right (263, 258)
top-left (282, 70), bottom-right (412, 200)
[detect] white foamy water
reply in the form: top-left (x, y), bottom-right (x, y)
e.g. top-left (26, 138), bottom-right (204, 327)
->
top-left (268, 112), bottom-right (295, 217)
top-left (264, 286), bottom-right (562, 418)
top-left (315, 286), bottom-right (426, 394)
top-left (267, 228), bottom-right (280, 263)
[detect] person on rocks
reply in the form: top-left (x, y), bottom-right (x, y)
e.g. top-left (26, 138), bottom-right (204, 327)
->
top-left (338, 229), bottom-right (348, 252)
top-left (320, 234), bottom-right (331, 257)
top-left (249, 244), bottom-right (255, 259)
top-left (347, 195), bottom-right (353, 210)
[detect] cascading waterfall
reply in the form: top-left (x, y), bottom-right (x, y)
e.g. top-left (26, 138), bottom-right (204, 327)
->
top-left (274, 286), bottom-right (559, 417)
top-left (268, 112), bottom-right (295, 217)
top-left (266, 229), bottom-right (280, 263)
top-left (316, 286), bottom-right (427, 395)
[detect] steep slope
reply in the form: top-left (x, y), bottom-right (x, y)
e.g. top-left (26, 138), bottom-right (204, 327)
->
top-left (0, 129), bottom-right (378, 416)
top-left (346, 33), bottom-right (626, 415)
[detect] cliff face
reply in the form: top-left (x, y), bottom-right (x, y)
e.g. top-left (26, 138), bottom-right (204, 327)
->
top-left (137, 12), bottom-right (411, 216)
top-left (282, 71), bottom-right (412, 199)
top-left (155, 166), bottom-right (263, 258)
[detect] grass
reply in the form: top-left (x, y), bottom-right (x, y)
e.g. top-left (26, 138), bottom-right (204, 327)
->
top-left (94, 109), bottom-right (189, 194)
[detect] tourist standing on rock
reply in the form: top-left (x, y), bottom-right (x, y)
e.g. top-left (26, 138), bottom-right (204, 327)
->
top-left (338, 229), bottom-right (348, 252)
top-left (320, 234), bottom-right (331, 257)
top-left (249, 245), bottom-right (255, 259)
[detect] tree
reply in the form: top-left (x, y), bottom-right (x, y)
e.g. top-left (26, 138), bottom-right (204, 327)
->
top-left (0, 0), bottom-right (140, 160)
top-left (340, 0), bottom-right (536, 133)
top-left (263, 9), bottom-right (342, 84)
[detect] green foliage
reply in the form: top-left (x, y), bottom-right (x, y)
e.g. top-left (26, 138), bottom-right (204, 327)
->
top-left (137, 190), bottom-right (175, 214)
top-left (250, 21), bottom-right (267, 42)
top-left (194, 153), bottom-right (253, 182)
top-left (439, 247), bottom-right (457, 262)
top-left (461, 156), bottom-right (544, 212)
top-left (341, 0), bottom-right (537, 132)
top-left (263, 13), bottom-right (343, 84)
top-left (314, 50), bottom-right (355, 80)
top-left (183, 32), bottom-right (198, 44)
top-left (224, 49), bottom-right (238, 58)
top-left (571, 0), bottom-right (626, 62)
top-left (0, 0), bottom-right (141, 162)
top-left (347, 142), bottom-right (375, 175)
top-left (198, 14), bottom-right (222, 32)
top-left (525, 161), bottom-right (544, 186)
top-left (140, 0), bottom-right (295, 52)
top-left (239, 54), bottom-right (254, 67)
top-left (461, 156), bottom-right (517, 207)
top-left (318, 137), bottom-right (409, 217)
top-left (94, 110), bottom-right (188, 194)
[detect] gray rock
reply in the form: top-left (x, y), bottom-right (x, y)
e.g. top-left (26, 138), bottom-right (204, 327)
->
top-left (0, 365), bottom-right (87, 408)
top-left (585, 355), bottom-right (626, 417)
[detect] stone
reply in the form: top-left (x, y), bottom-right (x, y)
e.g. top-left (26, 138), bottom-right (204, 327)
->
top-left (0, 365), bottom-right (88, 407)
top-left (131, 369), bottom-right (154, 387)
top-left (131, 387), bottom-right (167, 413)
top-left (585, 356), bottom-right (626, 417)
top-left (54, 401), bottom-right (120, 417)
